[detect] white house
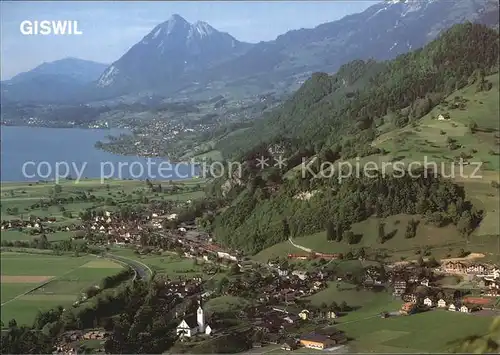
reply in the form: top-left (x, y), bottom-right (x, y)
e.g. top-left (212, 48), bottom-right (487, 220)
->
top-left (466, 264), bottom-right (486, 275)
top-left (292, 270), bottom-right (308, 280)
top-left (460, 305), bottom-right (470, 313)
top-left (167, 213), bottom-right (178, 220)
top-left (437, 299), bottom-right (447, 308)
top-left (176, 300), bottom-right (212, 338)
top-left (423, 297), bottom-right (434, 307)
top-left (216, 251), bottom-right (238, 261)
top-left (277, 268), bottom-right (289, 277)
top-left (448, 303), bottom-right (457, 312)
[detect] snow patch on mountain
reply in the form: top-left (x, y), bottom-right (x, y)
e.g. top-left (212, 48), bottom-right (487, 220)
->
top-left (97, 65), bottom-right (119, 87)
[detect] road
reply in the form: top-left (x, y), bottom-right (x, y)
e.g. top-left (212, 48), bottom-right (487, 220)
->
top-left (105, 253), bottom-right (153, 280)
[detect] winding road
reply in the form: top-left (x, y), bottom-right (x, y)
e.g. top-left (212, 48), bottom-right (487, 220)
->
top-left (105, 253), bottom-right (153, 280)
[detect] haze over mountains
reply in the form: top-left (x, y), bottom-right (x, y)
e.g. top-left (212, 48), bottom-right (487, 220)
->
top-left (1, 58), bottom-right (108, 104)
top-left (2, 0), bottom-right (499, 104)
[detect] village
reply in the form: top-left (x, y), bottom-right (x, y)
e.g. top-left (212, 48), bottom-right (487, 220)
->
top-left (2, 205), bottom-right (500, 354)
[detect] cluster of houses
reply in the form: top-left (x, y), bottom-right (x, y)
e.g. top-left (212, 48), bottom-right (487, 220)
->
top-left (83, 209), bottom-right (245, 266)
top-left (1, 217), bottom-right (83, 238)
top-left (244, 305), bottom-right (347, 351)
top-left (390, 261), bottom-right (500, 317)
top-left (53, 330), bottom-right (108, 354)
top-left (441, 261), bottom-right (500, 297)
top-left (1, 217), bottom-right (55, 230)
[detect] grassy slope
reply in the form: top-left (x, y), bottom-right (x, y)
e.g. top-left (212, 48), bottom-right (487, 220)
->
top-left (373, 73), bottom-right (500, 170)
top-left (256, 76), bottom-right (500, 262)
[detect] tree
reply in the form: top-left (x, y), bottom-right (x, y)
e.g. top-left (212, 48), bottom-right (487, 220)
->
top-left (426, 256), bottom-right (440, 268)
top-left (405, 219), bottom-right (417, 239)
top-left (344, 231), bottom-right (356, 244)
top-left (417, 256), bottom-right (425, 267)
top-left (457, 211), bottom-right (473, 242)
top-left (336, 223), bottom-right (344, 242)
top-left (326, 221), bottom-right (337, 241)
top-left (377, 220), bottom-right (385, 244)
top-left (36, 234), bottom-right (50, 249)
top-left (282, 218), bottom-right (291, 239)
top-left (340, 301), bottom-right (348, 312)
top-left (53, 184), bottom-right (62, 194)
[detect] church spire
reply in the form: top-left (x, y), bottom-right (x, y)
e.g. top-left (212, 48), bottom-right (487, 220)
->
top-left (197, 297), bottom-right (205, 332)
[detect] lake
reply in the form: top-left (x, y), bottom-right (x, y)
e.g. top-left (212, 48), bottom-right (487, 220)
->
top-left (1, 126), bottom-right (195, 182)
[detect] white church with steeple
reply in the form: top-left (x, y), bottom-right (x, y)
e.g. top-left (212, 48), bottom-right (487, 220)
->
top-left (176, 299), bottom-right (212, 338)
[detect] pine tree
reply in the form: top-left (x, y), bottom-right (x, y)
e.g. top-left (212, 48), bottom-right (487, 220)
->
top-left (377, 220), bottom-right (385, 244)
top-left (326, 221), bottom-right (336, 241)
top-left (336, 223), bottom-right (343, 242)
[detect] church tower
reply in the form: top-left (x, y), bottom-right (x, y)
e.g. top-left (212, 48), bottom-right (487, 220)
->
top-left (196, 298), bottom-right (205, 333)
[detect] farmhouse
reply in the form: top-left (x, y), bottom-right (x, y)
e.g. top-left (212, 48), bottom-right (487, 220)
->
top-left (442, 261), bottom-right (467, 274)
top-left (298, 309), bottom-right (310, 320)
top-left (393, 280), bottom-right (407, 296)
top-left (437, 299), bottom-right (447, 308)
top-left (402, 293), bottom-right (418, 303)
top-left (460, 305), bottom-right (471, 313)
top-left (400, 302), bottom-right (417, 315)
top-left (448, 303), bottom-right (458, 312)
top-left (292, 270), bottom-right (308, 280)
top-left (325, 310), bottom-right (339, 319)
top-left (466, 264), bottom-right (486, 274)
top-left (424, 297), bottom-right (434, 307)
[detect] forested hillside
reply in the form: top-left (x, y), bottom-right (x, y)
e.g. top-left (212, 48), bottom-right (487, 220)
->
top-left (216, 23), bottom-right (499, 161)
top-left (208, 23), bottom-right (499, 255)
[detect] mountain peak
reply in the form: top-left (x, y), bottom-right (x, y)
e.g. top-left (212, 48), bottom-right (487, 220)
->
top-left (167, 14), bottom-right (188, 24)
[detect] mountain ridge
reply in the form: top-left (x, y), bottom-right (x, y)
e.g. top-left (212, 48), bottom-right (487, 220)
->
top-left (95, 14), bottom-right (252, 94)
top-left (1, 58), bottom-right (108, 104)
top-left (3, 0), bottom-right (499, 104)
top-left (95, 0), bottom-right (499, 99)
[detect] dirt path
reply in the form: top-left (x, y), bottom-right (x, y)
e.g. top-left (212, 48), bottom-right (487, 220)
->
top-left (288, 237), bottom-right (312, 253)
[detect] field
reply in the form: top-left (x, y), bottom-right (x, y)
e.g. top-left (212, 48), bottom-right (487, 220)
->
top-left (306, 281), bottom-right (400, 311)
top-left (336, 310), bottom-right (495, 353)
top-left (107, 248), bottom-right (220, 280)
top-left (1, 252), bottom-right (124, 325)
top-left (205, 295), bottom-right (250, 314)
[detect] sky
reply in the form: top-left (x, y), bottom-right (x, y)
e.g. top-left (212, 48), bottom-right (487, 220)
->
top-left (1, 1), bottom-right (378, 80)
